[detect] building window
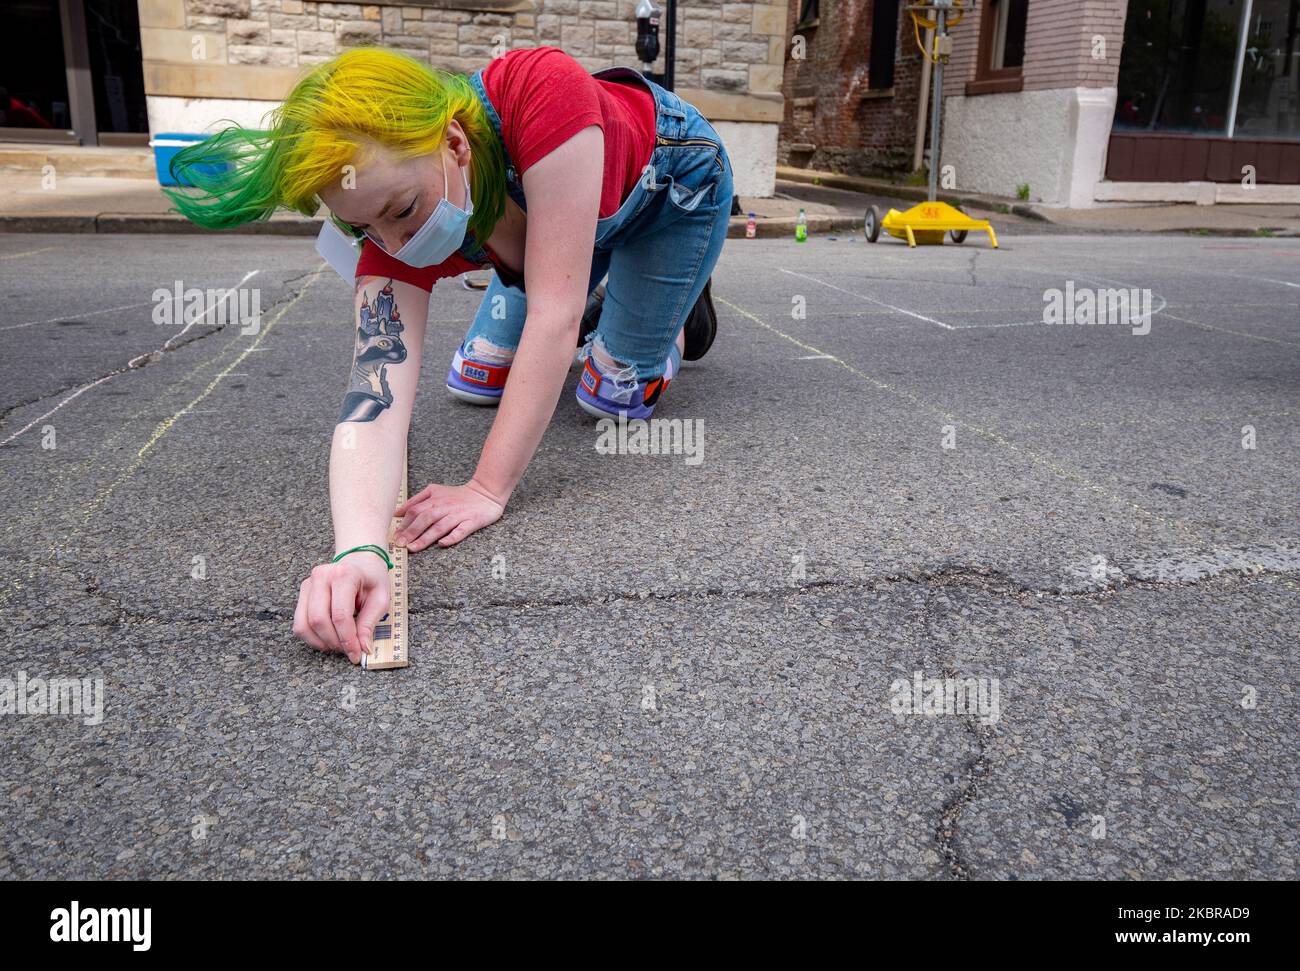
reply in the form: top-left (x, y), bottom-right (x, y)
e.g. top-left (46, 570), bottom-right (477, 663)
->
top-left (989, 0), bottom-right (1029, 70)
top-left (1234, 0), bottom-right (1300, 139)
top-left (1117, 0), bottom-right (1299, 140)
top-left (968, 0), bottom-right (1029, 95)
top-left (869, 0), bottom-right (900, 90)
top-left (796, 0), bottom-right (819, 30)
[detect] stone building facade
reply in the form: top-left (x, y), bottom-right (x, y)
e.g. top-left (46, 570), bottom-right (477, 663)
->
top-left (138, 0), bottom-right (791, 195)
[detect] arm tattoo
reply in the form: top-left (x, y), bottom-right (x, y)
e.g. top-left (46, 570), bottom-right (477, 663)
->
top-left (338, 280), bottom-right (408, 423)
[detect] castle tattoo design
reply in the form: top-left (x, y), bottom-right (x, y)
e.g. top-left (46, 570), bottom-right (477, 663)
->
top-left (339, 280), bottom-right (407, 423)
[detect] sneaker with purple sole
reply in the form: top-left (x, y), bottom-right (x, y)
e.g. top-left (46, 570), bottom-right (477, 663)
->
top-left (446, 343), bottom-right (511, 405)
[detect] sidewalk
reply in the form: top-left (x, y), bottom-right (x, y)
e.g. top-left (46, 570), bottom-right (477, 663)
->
top-left (0, 169), bottom-right (850, 239)
top-left (0, 141), bottom-right (1057, 239)
top-left (778, 165), bottom-right (1300, 237)
top-left (3, 148), bottom-right (1296, 238)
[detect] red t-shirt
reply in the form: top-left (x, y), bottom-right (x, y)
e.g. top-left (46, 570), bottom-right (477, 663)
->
top-left (354, 46), bottom-right (656, 291)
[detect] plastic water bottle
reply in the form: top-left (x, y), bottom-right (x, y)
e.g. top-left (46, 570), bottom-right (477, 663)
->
top-left (745, 212), bottom-right (757, 238)
top-left (795, 207), bottom-right (807, 242)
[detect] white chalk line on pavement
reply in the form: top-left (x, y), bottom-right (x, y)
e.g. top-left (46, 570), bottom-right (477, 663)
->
top-left (779, 267), bottom-right (956, 330)
top-left (778, 262), bottom-right (1175, 332)
top-left (717, 292), bottom-right (1208, 547)
top-left (1010, 245), bottom-right (1300, 295)
top-left (1, 269), bottom-right (260, 334)
top-left (1, 299), bottom-right (156, 333)
top-left (158, 270), bottom-right (259, 352)
top-left (36, 294), bottom-right (306, 553)
top-left (75, 266), bottom-right (323, 524)
top-left (0, 270), bottom-right (259, 448)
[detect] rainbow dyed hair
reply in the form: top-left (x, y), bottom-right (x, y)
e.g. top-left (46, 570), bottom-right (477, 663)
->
top-left (164, 47), bottom-right (505, 242)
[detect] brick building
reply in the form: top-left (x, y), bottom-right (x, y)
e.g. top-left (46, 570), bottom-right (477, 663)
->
top-left (778, 0), bottom-right (1298, 207)
top-left (1, 1), bottom-right (793, 196)
top-left (778, 0), bottom-right (928, 178)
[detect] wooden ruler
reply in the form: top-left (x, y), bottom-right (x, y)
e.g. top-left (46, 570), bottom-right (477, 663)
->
top-left (361, 456), bottom-right (410, 670)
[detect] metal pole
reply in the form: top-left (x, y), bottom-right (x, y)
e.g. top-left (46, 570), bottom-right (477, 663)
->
top-left (1226, 0), bottom-right (1254, 138)
top-left (59, 0), bottom-right (98, 143)
top-left (913, 25), bottom-right (934, 172)
top-left (665, 0), bottom-right (677, 91)
top-left (927, 9), bottom-right (947, 201)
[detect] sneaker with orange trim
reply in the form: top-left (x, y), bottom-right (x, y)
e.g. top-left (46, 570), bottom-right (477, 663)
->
top-left (574, 349), bottom-right (676, 420)
top-left (446, 343), bottom-right (510, 405)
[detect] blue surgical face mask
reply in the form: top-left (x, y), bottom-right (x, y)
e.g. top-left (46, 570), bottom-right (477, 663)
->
top-left (387, 149), bottom-right (474, 268)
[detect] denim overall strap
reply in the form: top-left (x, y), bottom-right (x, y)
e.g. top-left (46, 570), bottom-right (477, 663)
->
top-left (590, 64), bottom-right (692, 142)
top-left (458, 68), bottom-right (527, 263)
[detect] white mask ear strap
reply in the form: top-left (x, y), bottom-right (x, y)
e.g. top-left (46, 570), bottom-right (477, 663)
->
top-left (459, 158), bottom-right (474, 215)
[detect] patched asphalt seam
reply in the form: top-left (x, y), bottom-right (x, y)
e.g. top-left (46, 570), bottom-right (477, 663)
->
top-left (12, 555), bottom-right (1299, 632)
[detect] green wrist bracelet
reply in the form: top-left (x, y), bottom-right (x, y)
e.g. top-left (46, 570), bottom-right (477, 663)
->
top-left (332, 544), bottom-right (394, 570)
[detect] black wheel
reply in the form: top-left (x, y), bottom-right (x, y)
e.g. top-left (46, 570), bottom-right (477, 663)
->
top-left (950, 229), bottom-right (968, 244)
top-left (864, 205), bottom-right (882, 243)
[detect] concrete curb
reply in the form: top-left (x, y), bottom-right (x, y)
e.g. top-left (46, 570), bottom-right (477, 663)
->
top-left (0, 213), bottom-right (98, 234)
top-left (777, 165), bottom-right (1047, 221)
top-left (727, 213), bottom-right (862, 239)
top-left (0, 212), bottom-right (323, 235)
top-left (0, 208), bottom-right (856, 240)
top-left (2, 209), bottom-right (1290, 240)
top-left (96, 213), bottom-right (322, 235)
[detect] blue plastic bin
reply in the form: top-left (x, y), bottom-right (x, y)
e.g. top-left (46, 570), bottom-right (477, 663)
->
top-left (150, 133), bottom-right (226, 187)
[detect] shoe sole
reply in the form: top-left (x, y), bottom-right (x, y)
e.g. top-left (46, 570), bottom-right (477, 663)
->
top-left (574, 385), bottom-right (659, 421)
top-left (447, 383), bottom-right (501, 405)
top-left (574, 395), bottom-right (617, 420)
top-left (683, 278), bottom-right (717, 362)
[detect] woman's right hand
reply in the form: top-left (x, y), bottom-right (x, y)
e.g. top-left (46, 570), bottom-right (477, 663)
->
top-left (292, 553), bottom-right (392, 664)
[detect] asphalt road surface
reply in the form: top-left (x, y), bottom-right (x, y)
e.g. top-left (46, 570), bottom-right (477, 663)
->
top-left (1, 228), bottom-right (1296, 879)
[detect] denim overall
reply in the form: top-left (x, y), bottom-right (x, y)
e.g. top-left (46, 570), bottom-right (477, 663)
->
top-left (457, 63), bottom-right (734, 381)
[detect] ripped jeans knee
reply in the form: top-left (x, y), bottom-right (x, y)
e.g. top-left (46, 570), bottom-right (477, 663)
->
top-left (578, 332), bottom-right (643, 405)
top-left (465, 335), bottom-right (516, 366)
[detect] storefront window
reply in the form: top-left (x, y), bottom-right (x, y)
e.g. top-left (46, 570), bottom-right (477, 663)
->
top-left (1233, 0), bottom-right (1300, 138)
top-left (1115, 0), bottom-right (1245, 135)
top-left (1, 0), bottom-right (70, 130)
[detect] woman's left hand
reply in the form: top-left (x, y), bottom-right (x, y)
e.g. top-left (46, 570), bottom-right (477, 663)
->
top-left (394, 479), bottom-right (505, 550)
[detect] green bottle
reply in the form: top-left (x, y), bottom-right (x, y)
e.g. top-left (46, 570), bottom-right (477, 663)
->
top-left (795, 207), bottom-right (807, 242)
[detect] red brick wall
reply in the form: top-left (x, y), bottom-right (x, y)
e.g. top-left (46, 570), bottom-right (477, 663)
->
top-left (777, 0), bottom-right (928, 178)
top-left (946, 0), bottom-right (1126, 96)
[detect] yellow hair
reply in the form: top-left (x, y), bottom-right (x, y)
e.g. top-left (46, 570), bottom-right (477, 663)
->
top-left (165, 47), bottom-right (505, 241)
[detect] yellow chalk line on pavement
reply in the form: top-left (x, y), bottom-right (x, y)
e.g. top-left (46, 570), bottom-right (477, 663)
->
top-left (78, 265), bottom-right (324, 524)
top-left (24, 305), bottom-right (287, 548)
top-left (717, 294), bottom-right (1207, 547)
top-left (0, 246), bottom-right (55, 261)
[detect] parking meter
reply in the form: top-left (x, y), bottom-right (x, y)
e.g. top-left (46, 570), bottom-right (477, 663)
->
top-left (635, 0), bottom-right (661, 72)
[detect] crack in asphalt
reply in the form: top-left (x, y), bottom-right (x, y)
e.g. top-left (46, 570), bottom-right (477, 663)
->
top-left (0, 311), bottom-right (226, 436)
top-left (15, 555), bottom-right (1298, 634)
top-left (918, 582), bottom-right (995, 880)
top-left (0, 272), bottom-right (307, 437)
